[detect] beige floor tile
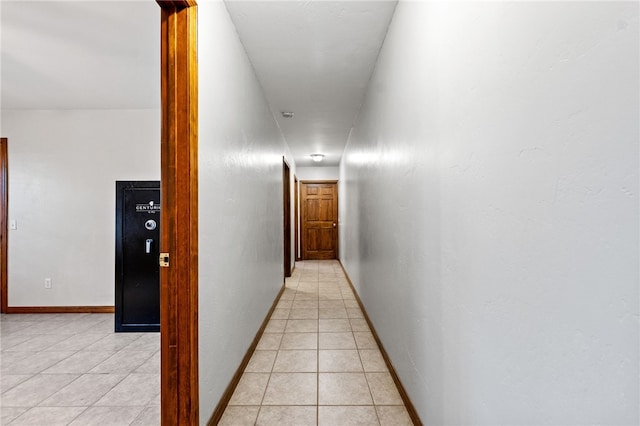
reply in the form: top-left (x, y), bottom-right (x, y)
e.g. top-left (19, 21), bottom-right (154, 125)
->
top-left (273, 350), bottom-right (317, 372)
top-left (280, 289), bottom-right (296, 300)
top-left (256, 406), bottom-right (316, 426)
top-left (43, 350), bottom-right (115, 374)
top-left (245, 350), bottom-right (277, 373)
top-left (270, 308), bottom-right (290, 320)
top-left (256, 333), bottom-right (283, 350)
top-left (318, 373), bottom-right (373, 405)
top-left (291, 300), bottom-right (318, 309)
top-left (131, 405), bottom-right (160, 426)
top-left (280, 333), bottom-right (318, 350)
top-left (349, 319), bottom-right (370, 332)
top-left (294, 292), bottom-right (318, 301)
top-left (319, 332), bottom-right (356, 350)
top-left (94, 373), bottom-right (159, 406)
top-left (264, 319), bottom-right (287, 333)
top-left (135, 350), bottom-right (160, 374)
top-left (1, 351), bottom-right (74, 375)
top-left (262, 373), bottom-right (317, 405)
top-left (318, 405), bottom-right (379, 426)
top-left (319, 319), bottom-right (351, 332)
top-left (289, 308), bottom-right (319, 320)
top-left (353, 332), bottom-right (378, 349)
top-left (219, 406), bottom-right (260, 426)
top-left (276, 299), bottom-right (293, 309)
top-left (84, 334), bottom-right (144, 352)
top-left (40, 373), bottom-right (127, 406)
top-left (376, 405), bottom-right (413, 426)
top-left (9, 406), bottom-right (86, 426)
top-left (319, 300), bottom-right (345, 309)
top-left (68, 406), bottom-right (145, 426)
top-left (44, 333), bottom-right (109, 352)
top-left (319, 308), bottom-right (349, 319)
top-left (0, 334), bottom-right (35, 351)
top-left (319, 350), bottom-right (363, 372)
top-left (123, 333), bottom-right (160, 351)
top-left (344, 300), bottom-right (360, 309)
top-left (228, 373), bottom-right (270, 406)
top-left (285, 320), bottom-right (317, 333)
top-left (5, 334), bottom-right (70, 352)
top-left (359, 349), bottom-right (388, 372)
top-left (366, 372), bottom-right (403, 405)
top-left (0, 374), bottom-right (32, 393)
top-left (346, 308), bottom-right (365, 319)
top-left (0, 407), bottom-right (28, 425)
top-left (1, 373), bottom-right (79, 407)
top-left (319, 292), bottom-right (343, 301)
top-left (89, 350), bottom-right (155, 374)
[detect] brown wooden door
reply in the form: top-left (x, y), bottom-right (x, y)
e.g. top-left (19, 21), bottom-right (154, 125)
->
top-left (301, 181), bottom-right (338, 260)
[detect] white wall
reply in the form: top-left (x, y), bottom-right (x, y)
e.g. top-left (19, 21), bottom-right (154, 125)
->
top-left (2, 109), bottom-right (160, 306)
top-left (340, 1), bottom-right (639, 424)
top-left (198, 2), bottom-right (294, 423)
top-left (296, 166), bottom-right (339, 181)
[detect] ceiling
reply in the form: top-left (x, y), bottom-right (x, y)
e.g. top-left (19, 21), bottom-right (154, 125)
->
top-left (0, 0), bottom-right (397, 167)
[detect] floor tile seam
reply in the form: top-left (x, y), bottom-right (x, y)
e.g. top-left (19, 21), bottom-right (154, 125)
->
top-left (8, 404), bottom-right (90, 425)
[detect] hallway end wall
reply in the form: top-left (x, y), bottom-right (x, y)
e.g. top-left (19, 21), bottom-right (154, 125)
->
top-left (1, 109), bottom-right (160, 307)
top-left (198, 2), bottom-right (295, 423)
top-left (340, 1), bottom-right (639, 424)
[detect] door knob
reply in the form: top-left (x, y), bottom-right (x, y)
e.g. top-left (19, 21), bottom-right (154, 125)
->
top-left (145, 239), bottom-right (153, 254)
top-left (333, 223), bottom-right (336, 228)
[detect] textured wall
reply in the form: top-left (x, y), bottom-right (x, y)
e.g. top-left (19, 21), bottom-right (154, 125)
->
top-left (296, 166), bottom-right (340, 181)
top-left (2, 109), bottom-right (160, 306)
top-left (340, 1), bottom-right (639, 424)
top-left (198, 2), bottom-right (294, 423)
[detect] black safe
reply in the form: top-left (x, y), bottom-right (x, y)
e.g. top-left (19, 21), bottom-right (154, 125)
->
top-left (115, 181), bottom-right (160, 332)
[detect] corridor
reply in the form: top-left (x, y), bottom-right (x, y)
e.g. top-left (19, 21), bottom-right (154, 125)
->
top-left (219, 260), bottom-right (411, 426)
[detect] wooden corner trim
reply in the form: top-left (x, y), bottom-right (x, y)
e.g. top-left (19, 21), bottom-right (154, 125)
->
top-left (338, 261), bottom-right (424, 426)
top-left (5, 306), bottom-right (115, 314)
top-left (0, 137), bottom-right (7, 314)
top-left (206, 285), bottom-right (286, 425)
top-left (156, 0), bottom-right (197, 10)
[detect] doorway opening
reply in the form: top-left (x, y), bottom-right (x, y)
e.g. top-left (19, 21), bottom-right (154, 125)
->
top-left (283, 158), bottom-right (292, 278)
top-left (294, 176), bottom-right (299, 261)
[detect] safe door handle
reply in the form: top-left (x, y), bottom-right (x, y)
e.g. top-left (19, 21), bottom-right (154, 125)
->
top-left (145, 239), bottom-right (153, 254)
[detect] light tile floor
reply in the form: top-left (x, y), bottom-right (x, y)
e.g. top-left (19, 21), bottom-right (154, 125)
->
top-left (219, 260), bottom-right (413, 426)
top-left (0, 313), bottom-right (159, 425)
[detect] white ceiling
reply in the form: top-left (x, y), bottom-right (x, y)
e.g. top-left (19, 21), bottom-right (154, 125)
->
top-left (0, 0), bottom-right (397, 167)
top-left (224, 1), bottom-right (397, 166)
top-left (0, 1), bottom-right (160, 110)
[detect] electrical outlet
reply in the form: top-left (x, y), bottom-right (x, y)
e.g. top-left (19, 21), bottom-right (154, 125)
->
top-left (44, 278), bottom-right (52, 289)
top-left (9, 220), bottom-right (17, 230)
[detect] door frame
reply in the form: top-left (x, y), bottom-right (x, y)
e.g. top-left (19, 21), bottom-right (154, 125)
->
top-left (300, 180), bottom-right (339, 260)
top-left (283, 158), bottom-right (292, 278)
top-left (0, 138), bottom-right (7, 313)
top-left (157, 1), bottom-right (199, 424)
top-left (294, 176), bottom-right (299, 261)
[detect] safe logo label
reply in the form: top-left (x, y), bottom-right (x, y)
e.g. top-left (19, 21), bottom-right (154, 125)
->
top-left (136, 200), bottom-right (160, 213)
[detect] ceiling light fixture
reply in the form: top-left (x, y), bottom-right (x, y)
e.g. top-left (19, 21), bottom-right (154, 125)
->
top-left (310, 154), bottom-right (324, 162)
top-left (281, 111), bottom-right (294, 118)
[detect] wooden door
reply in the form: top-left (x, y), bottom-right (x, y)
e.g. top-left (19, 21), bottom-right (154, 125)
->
top-left (301, 181), bottom-right (338, 260)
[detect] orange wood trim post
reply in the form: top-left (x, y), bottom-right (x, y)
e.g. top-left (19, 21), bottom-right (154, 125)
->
top-left (157, 1), bottom-right (198, 425)
top-left (0, 138), bottom-right (7, 313)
